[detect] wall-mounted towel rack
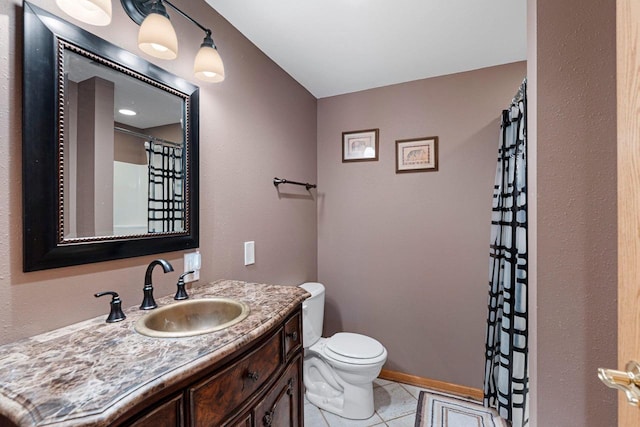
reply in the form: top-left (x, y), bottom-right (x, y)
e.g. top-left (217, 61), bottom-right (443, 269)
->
top-left (273, 177), bottom-right (316, 190)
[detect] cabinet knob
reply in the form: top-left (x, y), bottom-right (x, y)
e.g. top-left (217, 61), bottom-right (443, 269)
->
top-left (247, 371), bottom-right (260, 382)
top-left (262, 412), bottom-right (273, 426)
top-left (286, 331), bottom-right (298, 341)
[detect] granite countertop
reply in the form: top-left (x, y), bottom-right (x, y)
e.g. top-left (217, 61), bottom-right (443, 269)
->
top-left (0, 280), bottom-right (309, 427)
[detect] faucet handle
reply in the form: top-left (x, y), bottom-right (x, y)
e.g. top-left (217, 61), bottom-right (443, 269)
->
top-left (174, 271), bottom-right (194, 300)
top-left (95, 291), bottom-right (126, 323)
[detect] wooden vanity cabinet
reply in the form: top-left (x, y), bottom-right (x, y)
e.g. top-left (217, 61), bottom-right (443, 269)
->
top-left (226, 412), bottom-right (252, 427)
top-left (123, 306), bottom-right (303, 427)
top-left (128, 394), bottom-right (184, 427)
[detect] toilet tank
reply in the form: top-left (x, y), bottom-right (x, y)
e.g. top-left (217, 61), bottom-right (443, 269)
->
top-left (299, 282), bottom-right (325, 348)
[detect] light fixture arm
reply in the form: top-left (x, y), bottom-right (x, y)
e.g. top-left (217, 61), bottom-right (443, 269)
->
top-left (121, 0), bottom-right (215, 41)
top-left (162, 0), bottom-right (210, 35)
top-left (163, 1), bottom-right (218, 49)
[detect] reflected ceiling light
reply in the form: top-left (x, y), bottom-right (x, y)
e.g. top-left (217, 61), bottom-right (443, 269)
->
top-left (56, 0), bottom-right (112, 26)
top-left (121, 0), bottom-right (225, 82)
top-left (118, 108), bottom-right (137, 116)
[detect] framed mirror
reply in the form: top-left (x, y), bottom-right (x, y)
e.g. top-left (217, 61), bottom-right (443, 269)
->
top-left (23, 2), bottom-right (199, 272)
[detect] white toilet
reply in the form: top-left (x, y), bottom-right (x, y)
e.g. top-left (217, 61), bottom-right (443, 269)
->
top-left (299, 282), bottom-right (388, 420)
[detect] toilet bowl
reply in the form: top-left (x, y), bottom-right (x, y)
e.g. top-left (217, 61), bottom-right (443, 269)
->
top-left (299, 282), bottom-right (387, 420)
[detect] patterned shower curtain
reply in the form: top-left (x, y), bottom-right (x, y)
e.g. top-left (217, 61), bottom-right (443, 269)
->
top-left (146, 140), bottom-right (185, 233)
top-left (483, 79), bottom-right (528, 427)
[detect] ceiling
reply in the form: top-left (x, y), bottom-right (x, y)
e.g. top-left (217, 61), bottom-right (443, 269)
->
top-left (205, 0), bottom-right (527, 98)
top-left (66, 49), bottom-right (183, 131)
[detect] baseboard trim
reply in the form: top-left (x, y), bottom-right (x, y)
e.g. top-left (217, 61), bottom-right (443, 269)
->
top-left (379, 369), bottom-right (484, 401)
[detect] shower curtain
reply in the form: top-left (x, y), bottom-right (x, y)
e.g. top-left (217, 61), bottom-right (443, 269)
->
top-left (146, 140), bottom-right (185, 233)
top-left (483, 79), bottom-right (528, 427)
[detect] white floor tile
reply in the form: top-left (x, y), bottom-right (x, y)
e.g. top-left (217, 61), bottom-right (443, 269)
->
top-left (373, 382), bottom-right (418, 422)
top-left (304, 378), bottom-right (424, 426)
top-left (386, 413), bottom-right (418, 427)
top-left (304, 401), bottom-right (329, 427)
top-left (400, 383), bottom-right (427, 399)
top-left (320, 409), bottom-right (385, 427)
top-left (373, 377), bottom-right (394, 388)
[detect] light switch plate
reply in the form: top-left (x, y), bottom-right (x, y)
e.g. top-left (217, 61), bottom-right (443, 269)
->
top-left (244, 241), bottom-right (255, 266)
top-left (183, 251), bottom-right (201, 282)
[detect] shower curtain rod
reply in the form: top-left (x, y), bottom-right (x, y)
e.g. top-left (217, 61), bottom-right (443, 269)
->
top-left (114, 126), bottom-right (182, 148)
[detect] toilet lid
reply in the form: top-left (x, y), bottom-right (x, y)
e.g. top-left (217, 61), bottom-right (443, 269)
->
top-left (326, 332), bottom-right (384, 359)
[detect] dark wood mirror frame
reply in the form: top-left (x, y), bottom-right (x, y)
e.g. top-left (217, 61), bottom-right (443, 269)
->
top-left (22, 2), bottom-right (199, 272)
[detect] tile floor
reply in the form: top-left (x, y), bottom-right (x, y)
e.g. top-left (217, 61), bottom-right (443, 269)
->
top-left (304, 378), bottom-right (433, 427)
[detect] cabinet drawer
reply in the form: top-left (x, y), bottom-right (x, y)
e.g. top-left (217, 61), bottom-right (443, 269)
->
top-left (127, 393), bottom-right (183, 427)
top-left (284, 312), bottom-right (301, 360)
top-left (188, 329), bottom-right (283, 426)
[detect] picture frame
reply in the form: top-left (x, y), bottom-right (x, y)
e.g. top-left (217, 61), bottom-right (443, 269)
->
top-left (395, 136), bottom-right (439, 173)
top-left (342, 129), bottom-right (379, 162)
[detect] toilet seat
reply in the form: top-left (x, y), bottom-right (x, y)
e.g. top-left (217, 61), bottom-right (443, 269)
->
top-left (323, 333), bottom-right (386, 365)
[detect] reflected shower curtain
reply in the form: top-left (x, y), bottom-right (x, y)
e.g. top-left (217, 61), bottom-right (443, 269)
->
top-left (483, 79), bottom-right (528, 427)
top-left (146, 141), bottom-right (184, 233)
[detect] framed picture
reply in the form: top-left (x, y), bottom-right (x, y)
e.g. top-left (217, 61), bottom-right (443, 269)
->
top-left (395, 136), bottom-right (439, 173)
top-left (342, 129), bottom-right (379, 162)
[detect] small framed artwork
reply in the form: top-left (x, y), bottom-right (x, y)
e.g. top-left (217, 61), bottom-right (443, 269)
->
top-left (342, 129), bottom-right (379, 162)
top-left (395, 136), bottom-right (439, 173)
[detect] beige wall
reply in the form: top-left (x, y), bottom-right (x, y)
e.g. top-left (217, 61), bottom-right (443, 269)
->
top-left (317, 62), bottom-right (527, 388)
top-left (114, 123), bottom-right (184, 165)
top-left (529, 0), bottom-right (618, 425)
top-left (114, 124), bottom-right (147, 164)
top-left (0, 0), bottom-right (317, 344)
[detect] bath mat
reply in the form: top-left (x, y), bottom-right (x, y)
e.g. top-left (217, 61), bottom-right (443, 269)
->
top-left (414, 390), bottom-right (507, 427)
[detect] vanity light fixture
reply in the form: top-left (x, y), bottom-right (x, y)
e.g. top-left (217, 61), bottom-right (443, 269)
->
top-left (137, 0), bottom-right (178, 59)
top-left (193, 30), bottom-right (225, 82)
top-left (56, 0), bottom-right (112, 26)
top-left (121, 0), bottom-right (225, 82)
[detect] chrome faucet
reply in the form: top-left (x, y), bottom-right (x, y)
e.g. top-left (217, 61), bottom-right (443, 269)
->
top-left (140, 259), bottom-right (174, 310)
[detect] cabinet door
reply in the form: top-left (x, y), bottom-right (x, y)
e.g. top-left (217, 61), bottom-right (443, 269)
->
top-left (127, 393), bottom-right (183, 427)
top-left (254, 356), bottom-right (302, 427)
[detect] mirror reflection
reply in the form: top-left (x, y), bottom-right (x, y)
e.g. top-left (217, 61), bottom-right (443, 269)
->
top-left (61, 48), bottom-right (186, 240)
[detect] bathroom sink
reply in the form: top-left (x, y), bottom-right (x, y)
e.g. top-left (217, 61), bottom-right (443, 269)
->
top-left (135, 298), bottom-right (250, 338)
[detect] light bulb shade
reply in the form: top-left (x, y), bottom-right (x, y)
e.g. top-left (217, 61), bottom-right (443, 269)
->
top-left (56, 0), bottom-right (112, 26)
top-left (194, 45), bottom-right (225, 82)
top-left (138, 13), bottom-right (178, 60)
